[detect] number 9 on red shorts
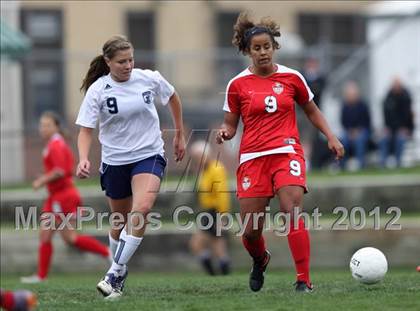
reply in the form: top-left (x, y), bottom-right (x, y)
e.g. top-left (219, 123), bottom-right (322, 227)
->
top-left (236, 153), bottom-right (308, 198)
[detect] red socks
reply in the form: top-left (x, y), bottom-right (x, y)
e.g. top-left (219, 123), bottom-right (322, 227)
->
top-left (74, 235), bottom-right (110, 257)
top-left (287, 218), bottom-right (311, 284)
top-left (38, 241), bottom-right (53, 279)
top-left (242, 217), bottom-right (311, 285)
top-left (242, 235), bottom-right (266, 261)
top-left (36, 236), bottom-right (108, 280)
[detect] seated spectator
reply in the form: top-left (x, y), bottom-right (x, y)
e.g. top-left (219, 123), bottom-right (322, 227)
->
top-left (340, 81), bottom-right (371, 170)
top-left (379, 77), bottom-right (414, 168)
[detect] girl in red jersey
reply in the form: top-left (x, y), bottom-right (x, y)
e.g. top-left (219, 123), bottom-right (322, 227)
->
top-left (21, 111), bottom-right (110, 283)
top-left (216, 13), bottom-right (345, 293)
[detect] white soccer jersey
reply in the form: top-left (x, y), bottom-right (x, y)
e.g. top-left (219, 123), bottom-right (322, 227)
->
top-left (76, 68), bottom-right (175, 165)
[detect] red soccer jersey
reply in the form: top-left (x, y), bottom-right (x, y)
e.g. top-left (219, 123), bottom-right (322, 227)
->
top-left (223, 64), bottom-right (314, 160)
top-left (43, 134), bottom-right (74, 194)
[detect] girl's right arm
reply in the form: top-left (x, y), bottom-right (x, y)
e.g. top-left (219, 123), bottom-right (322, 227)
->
top-left (76, 127), bottom-right (93, 178)
top-left (216, 112), bottom-right (240, 144)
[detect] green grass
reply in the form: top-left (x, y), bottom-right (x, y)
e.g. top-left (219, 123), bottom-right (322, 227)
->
top-left (1, 269), bottom-right (419, 310)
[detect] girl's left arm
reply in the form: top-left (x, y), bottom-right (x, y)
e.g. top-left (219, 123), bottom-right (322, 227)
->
top-left (301, 100), bottom-right (345, 160)
top-left (168, 92), bottom-right (186, 162)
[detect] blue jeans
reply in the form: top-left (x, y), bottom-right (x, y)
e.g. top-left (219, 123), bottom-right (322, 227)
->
top-left (341, 129), bottom-right (370, 169)
top-left (379, 132), bottom-right (407, 167)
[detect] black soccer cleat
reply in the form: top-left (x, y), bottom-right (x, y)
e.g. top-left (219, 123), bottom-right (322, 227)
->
top-left (249, 250), bottom-right (271, 292)
top-left (294, 280), bottom-right (313, 293)
top-left (201, 257), bottom-right (216, 276)
top-left (219, 260), bottom-right (231, 275)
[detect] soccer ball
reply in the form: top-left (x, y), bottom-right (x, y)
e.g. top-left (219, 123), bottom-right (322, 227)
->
top-left (350, 247), bottom-right (388, 284)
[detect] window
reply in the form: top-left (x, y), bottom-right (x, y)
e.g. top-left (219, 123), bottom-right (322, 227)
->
top-left (298, 14), bottom-right (322, 46)
top-left (216, 11), bottom-right (244, 86)
top-left (127, 12), bottom-right (155, 70)
top-left (298, 13), bottom-right (366, 70)
top-left (217, 12), bottom-right (238, 48)
top-left (20, 9), bottom-right (64, 131)
top-left (25, 13), bottom-right (61, 44)
top-left (298, 13), bottom-right (366, 46)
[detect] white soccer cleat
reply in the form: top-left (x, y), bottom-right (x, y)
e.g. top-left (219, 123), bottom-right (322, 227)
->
top-left (104, 289), bottom-right (123, 300)
top-left (97, 266), bottom-right (128, 298)
top-left (20, 275), bottom-right (45, 284)
top-left (97, 276), bottom-right (114, 297)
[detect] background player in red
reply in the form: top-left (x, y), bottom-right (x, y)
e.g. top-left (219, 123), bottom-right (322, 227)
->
top-left (21, 111), bottom-right (110, 284)
top-left (216, 13), bottom-right (345, 293)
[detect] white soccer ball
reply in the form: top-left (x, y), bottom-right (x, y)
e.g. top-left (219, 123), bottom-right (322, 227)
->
top-left (350, 247), bottom-right (388, 284)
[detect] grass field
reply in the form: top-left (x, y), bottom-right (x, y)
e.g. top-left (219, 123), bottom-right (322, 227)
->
top-left (1, 269), bottom-right (419, 311)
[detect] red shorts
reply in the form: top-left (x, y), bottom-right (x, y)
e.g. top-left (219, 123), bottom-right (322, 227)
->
top-left (237, 153), bottom-right (307, 198)
top-left (42, 187), bottom-right (81, 215)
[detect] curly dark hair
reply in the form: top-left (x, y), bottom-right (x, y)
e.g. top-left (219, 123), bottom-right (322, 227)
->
top-left (232, 12), bottom-right (281, 55)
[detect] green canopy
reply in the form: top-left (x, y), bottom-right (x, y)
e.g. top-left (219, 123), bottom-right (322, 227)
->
top-left (0, 19), bottom-right (31, 57)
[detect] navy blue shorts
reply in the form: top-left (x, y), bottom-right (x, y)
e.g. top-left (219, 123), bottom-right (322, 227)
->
top-left (100, 154), bottom-right (166, 199)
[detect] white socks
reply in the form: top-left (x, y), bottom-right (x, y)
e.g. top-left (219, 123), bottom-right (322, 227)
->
top-left (108, 233), bottom-right (119, 257)
top-left (107, 228), bottom-right (143, 276)
top-left (108, 260), bottom-right (126, 276)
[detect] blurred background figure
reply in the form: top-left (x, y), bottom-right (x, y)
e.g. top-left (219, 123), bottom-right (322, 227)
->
top-left (0, 289), bottom-right (37, 311)
top-left (189, 140), bottom-right (231, 276)
top-left (302, 57), bottom-right (330, 169)
top-left (340, 81), bottom-right (372, 170)
top-left (303, 57), bottom-right (326, 108)
top-left (21, 112), bottom-right (110, 284)
top-left (379, 77), bottom-right (414, 168)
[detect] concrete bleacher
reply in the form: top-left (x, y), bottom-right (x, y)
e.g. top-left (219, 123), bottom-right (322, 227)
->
top-left (1, 174), bottom-right (419, 274)
top-left (1, 223), bottom-right (419, 275)
top-left (1, 174), bottom-right (420, 222)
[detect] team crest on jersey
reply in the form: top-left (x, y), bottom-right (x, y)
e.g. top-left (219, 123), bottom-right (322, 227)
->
top-left (272, 82), bottom-right (283, 94)
top-left (242, 176), bottom-right (251, 190)
top-left (284, 138), bottom-right (296, 145)
top-left (142, 91), bottom-right (152, 104)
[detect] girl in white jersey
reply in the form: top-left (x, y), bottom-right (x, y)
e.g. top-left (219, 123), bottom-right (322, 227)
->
top-left (75, 35), bottom-right (185, 299)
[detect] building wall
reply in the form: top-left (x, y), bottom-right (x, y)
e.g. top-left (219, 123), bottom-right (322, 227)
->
top-left (157, 1), bottom-right (215, 100)
top-left (214, 1), bottom-right (373, 33)
top-left (1, 0), bottom-right (25, 184)
top-left (20, 0), bottom-right (373, 120)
